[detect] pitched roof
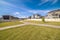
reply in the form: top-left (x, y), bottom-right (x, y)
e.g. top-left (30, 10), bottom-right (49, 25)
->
top-left (48, 9), bottom-right (60, 14)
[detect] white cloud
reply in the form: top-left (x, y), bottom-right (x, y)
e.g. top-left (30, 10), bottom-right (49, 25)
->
top-left (0, 0), bottom-right (28, 11)
top-left (38, 0), bottom-right (58, 6)
top-left (28, 10), bottom-right (50, 16)
top-left (15, 12), bottom-right (20, 15)
top-left (0, 0), bottom-right (17, 7)
top-left (12, 12), bottom-right (20, 16)
top-left (28, 10), bottom-right (50, 14)
top-left (51, 0), bottom-right (58, 5)
top-left (38, 0), bottom-right (49, 6)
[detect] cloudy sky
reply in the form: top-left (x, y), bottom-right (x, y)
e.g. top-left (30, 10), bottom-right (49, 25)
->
top-left (0, 0), bottom-right (60, 18)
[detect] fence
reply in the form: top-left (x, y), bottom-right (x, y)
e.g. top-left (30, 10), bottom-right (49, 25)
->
top-left (27, 19), bottom-right (60, 22)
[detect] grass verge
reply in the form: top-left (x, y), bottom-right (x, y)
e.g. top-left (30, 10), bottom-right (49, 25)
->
top-left (0, 21), bottom-right (23, 27)
top-left (24, 20), bottom-right (60, 26)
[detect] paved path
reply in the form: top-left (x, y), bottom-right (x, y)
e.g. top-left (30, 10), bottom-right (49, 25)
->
top-left (24, 22), bottom-right (60, 28)
top-left (0, 23), bottom-right (28, 30)
top-left (29, 23), bottom-right (60, 28)
top-left (0, 22), bottom-right (60, 30)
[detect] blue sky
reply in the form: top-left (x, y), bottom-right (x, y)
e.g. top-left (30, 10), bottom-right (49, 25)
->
top-left (0, 0), bottom-right (60, 18)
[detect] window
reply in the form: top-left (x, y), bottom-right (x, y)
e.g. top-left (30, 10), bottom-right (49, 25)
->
top-left (59, 15), bottom-right (60, 18)
top-left (52, 14), bottom-right (58, 16)
top-left (55, 14), bottom-right (58, 16)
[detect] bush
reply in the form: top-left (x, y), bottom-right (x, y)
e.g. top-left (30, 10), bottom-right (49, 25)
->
top-left (42, 17), bottom-right (45, 22)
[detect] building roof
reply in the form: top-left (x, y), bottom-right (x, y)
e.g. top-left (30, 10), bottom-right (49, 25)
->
top-left (48, 9), bottom-right (60, 14)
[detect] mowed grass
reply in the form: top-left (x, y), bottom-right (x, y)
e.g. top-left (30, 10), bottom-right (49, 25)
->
top-left (24, 20), bottom-right (60, 26)
top-left (0, 25), bottom-right (60, 40)
top-left (0, 21), bottom-right (23, 27)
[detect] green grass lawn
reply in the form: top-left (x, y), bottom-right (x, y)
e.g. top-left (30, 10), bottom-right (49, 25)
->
top-left (0, 25), bottom-right (60, 40)
top-left (0, 21), bottom-right (23, 27)
top-left (24, 20), bottom-right (60, 26)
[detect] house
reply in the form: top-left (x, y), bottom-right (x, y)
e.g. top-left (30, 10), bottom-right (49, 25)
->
top-left (2, 15), bottom-right (19, 21)
top-left (29, 14), bottom-right (42, 19)
top-left (0, 17), bottom-right (3, 22)
top-left (46, 9), bottom-right (60, 19)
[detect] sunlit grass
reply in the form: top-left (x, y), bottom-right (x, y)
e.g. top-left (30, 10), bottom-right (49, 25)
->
top-left (0, 25), bottom-right (60, 40)
top-left (0, 21), bottom-right (23, 27)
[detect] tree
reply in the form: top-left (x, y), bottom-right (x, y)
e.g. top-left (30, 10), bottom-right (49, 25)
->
top-left (42, 17), bottom-right (45, 22)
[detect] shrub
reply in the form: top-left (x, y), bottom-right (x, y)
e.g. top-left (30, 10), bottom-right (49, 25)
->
top-left (42, 17), bottom-right (45, 22)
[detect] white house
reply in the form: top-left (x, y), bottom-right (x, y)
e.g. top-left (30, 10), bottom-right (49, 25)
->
top-left (29, 14), bottom-right (42, 19)
top-left (46, 9), bottom-right (60, 19)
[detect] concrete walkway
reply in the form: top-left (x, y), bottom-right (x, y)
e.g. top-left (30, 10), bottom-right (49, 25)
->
top-left (0, 23), bottom-right (28, 30)
top-left (29, 23), bottom-right (60, 28)
top-left (0, 22), bottom-right (60, 30)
